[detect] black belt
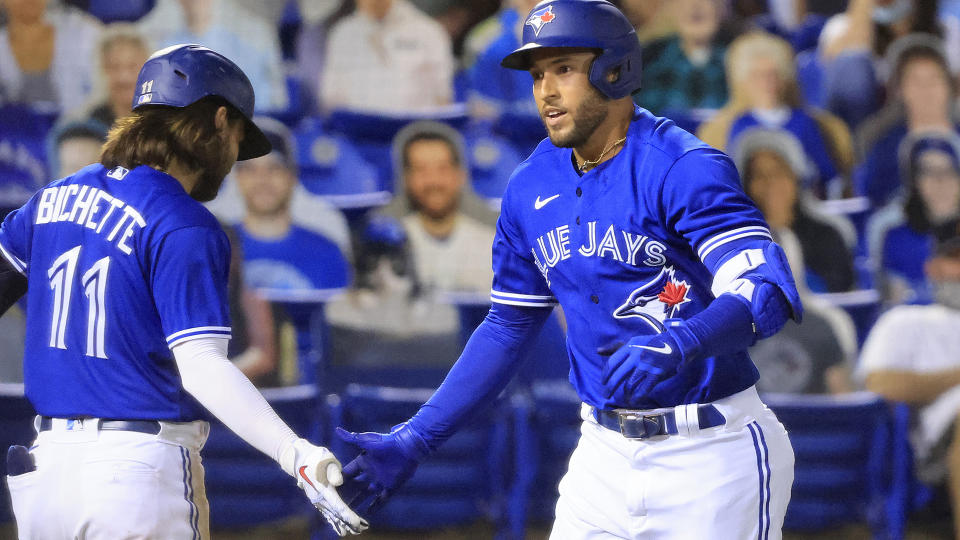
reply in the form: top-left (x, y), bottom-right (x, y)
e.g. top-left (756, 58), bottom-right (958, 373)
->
top-left (593, 404), bottom-right (726, 440)
top-left (39, 417), bottom-right (161, 435)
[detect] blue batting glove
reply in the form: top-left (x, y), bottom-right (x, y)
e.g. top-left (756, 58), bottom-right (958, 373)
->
top-left (599, 319), bottom-right (701, 408)
top-left (335, 423), bottom-right (431, 514)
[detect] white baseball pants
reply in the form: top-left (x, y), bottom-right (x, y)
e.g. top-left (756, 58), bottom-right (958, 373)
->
top-left (7, 417), bottom-right (210, 540)
top-left (550, 386), bottom-right (794, 540)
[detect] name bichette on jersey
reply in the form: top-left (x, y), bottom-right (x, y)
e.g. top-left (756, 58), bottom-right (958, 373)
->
top-left (33, 178), bottom-right (146, 256)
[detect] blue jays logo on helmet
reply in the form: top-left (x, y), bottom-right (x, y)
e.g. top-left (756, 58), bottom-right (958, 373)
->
top-left (525, 5), bottom-right (557, 36)
top-left (613, 266), bottom-right (691, 332)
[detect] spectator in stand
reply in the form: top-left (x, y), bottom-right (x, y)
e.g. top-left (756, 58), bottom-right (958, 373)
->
top-left (138, 0), bottom-right (288, 111)
top-left (49, 119), bottom-right (107, 179)
top-left (750, 228), bottom-right (857, 395)
top-left (869, 132), bottom-right (960, 305)
top-left (817, 0), bottom-right (960, 128)
top-left (0, 0), bottom-right (102, 114)
top-left (733, 127), bottom-right (857, 293)
top-left (321, 0), bottom-right (454, 114)
top-left (82, 23), bottom-right (150, 129)
top-left (386, 121), bottom-right (496, 294)
top-left (859, 234), bottom-right (960, 540)
top-left (698, 31), bottom-right (852, 197)
top-left (232, 117), bottom-right (350, 292)
top-left (854, 34), bottom-right (959, 207)
top-left (633, 0), bottom-right (728, 115)
top-left (462, 0), bottom-right (541, 122)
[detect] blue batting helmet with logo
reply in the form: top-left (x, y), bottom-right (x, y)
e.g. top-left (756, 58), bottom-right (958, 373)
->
top-left (132, 44), bottom-right (271, 160)
top-left (500, 0), bottom-right (642, 99)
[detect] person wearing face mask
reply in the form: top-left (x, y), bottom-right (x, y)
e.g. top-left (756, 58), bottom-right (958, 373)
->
top-left (859, 233), bottom-right (960, 539)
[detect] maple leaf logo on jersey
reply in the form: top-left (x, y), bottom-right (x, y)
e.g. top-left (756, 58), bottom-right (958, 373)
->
top-left (613, 266), bottom-right (691, 332)
top-left (525, 5), bottom-right (556, 36)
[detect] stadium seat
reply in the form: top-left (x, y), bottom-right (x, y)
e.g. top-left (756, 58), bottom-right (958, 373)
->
top-left (763, 392), bottom-right (911, 539)
top-left (465, 130), bottom-right (524, 204)
top-left (293, 118), bottom-right (389, 209)
top-left (813, 289), bottom-right (881, 347)
top-left (493, 112), bottom-right (545, 156)
top-left (0, 384), bottom-right (37, 526)
top-left (327, 384), bottom-right (511, 536)
top-left (508, 380), bottom-right (582, 535)
top-left (325, 106), bottom-right (470, 192)
top-left (203, 385), bottom-right (323, 530)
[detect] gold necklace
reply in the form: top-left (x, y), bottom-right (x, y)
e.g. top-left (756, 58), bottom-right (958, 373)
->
top-left (577, 136), bottom-right (627, 173)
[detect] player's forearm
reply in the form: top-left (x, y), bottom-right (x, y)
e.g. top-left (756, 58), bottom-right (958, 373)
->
top-left (0, 256), bottom-right (27, 316)
top-left (172, 337), bottom-right (299, 473)
top-left (865, 370), bottom-right (960, 406)
top-left (671, 293), bottom-right (758, 361)
top-left (407, 303), bottom-right (551, 452)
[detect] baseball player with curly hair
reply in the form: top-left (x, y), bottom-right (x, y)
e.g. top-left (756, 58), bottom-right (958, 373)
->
top-left (0, 45), bottom-right (366, 538)
top-left (337, 1), bottom-right (802, 538)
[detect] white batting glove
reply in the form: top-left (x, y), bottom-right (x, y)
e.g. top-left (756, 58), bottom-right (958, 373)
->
top-left (281, 438), bottom-right (369, 536)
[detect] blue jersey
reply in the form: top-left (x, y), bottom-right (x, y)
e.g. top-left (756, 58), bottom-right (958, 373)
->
top-left (235, 223), bottom-right (350, 291)
top-left (0, 164), bottom-right (231, 421)
top-left (491, 107), bottom-right (769, 409)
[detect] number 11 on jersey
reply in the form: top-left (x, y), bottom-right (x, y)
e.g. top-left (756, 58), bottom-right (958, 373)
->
top-left (47, 246), bottom-right (111, 359)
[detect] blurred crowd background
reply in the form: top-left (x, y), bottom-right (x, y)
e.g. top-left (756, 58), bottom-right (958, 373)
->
top-left (3, 0), bottom-right (960, 538)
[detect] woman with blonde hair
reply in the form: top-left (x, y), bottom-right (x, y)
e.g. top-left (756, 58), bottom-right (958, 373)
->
top-left (698, 31), bottom-right (853, 197)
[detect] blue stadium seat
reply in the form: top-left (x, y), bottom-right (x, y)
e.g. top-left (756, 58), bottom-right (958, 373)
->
top-left (293, 118), bottom-right (389, 209)
top-left (813, 289), bottom-right (881, 347)
top-left (508, 380), bottom-right (582, 536)
top-left (493, 112), bottom-right (545, 156)
top-left (328, 384), bottom-right (511, 536)
top-left (0, 385), bottom-right (37, 526)
top-left (0, 105), bottom-right (58, 212)
top-left (325, 107), bottom-right (470, 192)
top-left (87, 0), bottom-right (155, 22)
top-left (465, 130), bottom-right (524, 203)
top-left (763, 392), bottom-right (911, 539)
top-left (203, 385), bottom-right (323, 530)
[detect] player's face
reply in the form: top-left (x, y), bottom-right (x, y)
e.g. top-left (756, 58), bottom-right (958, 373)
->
top-left (745, 150), bottom-right (797, 228)
top-left (404, 139), bottom-right (464, 220)
top-left (529, 49), bottom-right (610, 149)
top-left (234, 154), bottom-right (296, 217)
top-left (915, 150), bottom-right (960, 222)
top-left (103, 40), bottom-right (149, 113)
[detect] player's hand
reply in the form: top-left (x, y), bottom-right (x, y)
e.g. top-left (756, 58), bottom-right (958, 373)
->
top-left (599, 330), bottom-right (685, 407)
top-left (286, 439), bottom-right (369, 536)
top-left (335, 423), bottom-right (430, 514)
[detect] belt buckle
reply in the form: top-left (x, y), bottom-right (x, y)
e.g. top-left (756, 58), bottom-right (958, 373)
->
top-left (617, 411), bottom-right (667, 440)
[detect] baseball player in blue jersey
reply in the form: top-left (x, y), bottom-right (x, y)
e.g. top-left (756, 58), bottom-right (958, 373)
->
top-left (337, 1), bottom-right (802, 538)
top-left (0, 45), bottom-right (366, 538)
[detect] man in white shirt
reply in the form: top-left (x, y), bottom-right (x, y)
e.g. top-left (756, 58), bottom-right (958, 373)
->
top-left (321, 0), bottom-right (454, 113)
top-left (391, 121), bottom-right (495, 295)
top-left (860, 235), bottom-right (960, 539)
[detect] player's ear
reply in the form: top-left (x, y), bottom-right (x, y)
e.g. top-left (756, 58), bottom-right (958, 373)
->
top-left (213, 106), bottom-right (229, 131)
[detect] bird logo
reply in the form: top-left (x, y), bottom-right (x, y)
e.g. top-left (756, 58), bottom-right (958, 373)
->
top-left (613, 266), bottom-right (691, 332)
top-left (526, 5), bottom-right (557, 36)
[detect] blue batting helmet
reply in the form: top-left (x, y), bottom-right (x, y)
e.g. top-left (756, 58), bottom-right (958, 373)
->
top-left (500, 0), bottom-right (642, 99)
top-left (132, 44), bottom-right (271, 160)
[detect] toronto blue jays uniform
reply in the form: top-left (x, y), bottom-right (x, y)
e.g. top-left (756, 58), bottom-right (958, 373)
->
top-left (0, 164), bottom-right (231, 421)
top-left (493, 106), bottom-right (769, 410)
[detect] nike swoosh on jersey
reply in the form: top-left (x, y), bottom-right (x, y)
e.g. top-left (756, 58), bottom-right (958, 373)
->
top-left (630, 343), bottom-right (673, 355)
top-left (299, 465), bottom-right (317, 489)
top-left (534, 194), bottom-right (560, 210)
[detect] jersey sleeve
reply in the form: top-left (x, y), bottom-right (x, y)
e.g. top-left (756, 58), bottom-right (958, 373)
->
top-left (0, 196), bottom-right (38, 275)
top-left (151, 225), bottom-right (232, 348)
top-left (490, 192), bottom-right (557, 309)
top-left (660, 148), bottom-right (773, 273)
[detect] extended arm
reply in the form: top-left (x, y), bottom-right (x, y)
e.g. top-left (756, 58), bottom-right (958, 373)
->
top-left (866, 370), bottom-right (960, 406)
top-left (337, 302), bottom-right (551, 508)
